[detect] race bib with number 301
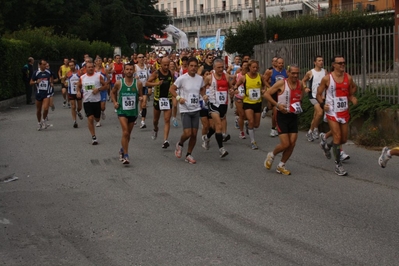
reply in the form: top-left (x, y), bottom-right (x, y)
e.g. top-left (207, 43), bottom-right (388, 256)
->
top-left (159, 97), bottom-right (170, 110)
top-left (122, 95), bottom-right (136, 110)
top-left (335, 97), bottom-right (348, 112)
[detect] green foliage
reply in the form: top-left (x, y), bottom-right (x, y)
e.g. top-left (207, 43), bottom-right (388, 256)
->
top-left (0, 0), bottom-right (168, 47)
top-left (349, 90), bottom-right (393, 125)
top-left (226, 12), bottom-right (393, 55)
top-left (267, 12), bottom-right (393, 41)
top-left (297, 94), bottom-right (314, 130)
top-left (0, 38), bottom-right (30, 101)
top-left (5, 27), bottom-right (114, 61)
top-left (349, 90), bottom-right (396, 146)
top-left (224, 19), bottom-right (265, 55)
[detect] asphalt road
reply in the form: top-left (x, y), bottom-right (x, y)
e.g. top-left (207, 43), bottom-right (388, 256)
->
top-left (1, 89), bottom-right (399, 266)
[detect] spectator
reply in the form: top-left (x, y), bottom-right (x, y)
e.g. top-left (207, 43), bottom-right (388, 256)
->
top-left (22, 57), bottom-right (35, 104)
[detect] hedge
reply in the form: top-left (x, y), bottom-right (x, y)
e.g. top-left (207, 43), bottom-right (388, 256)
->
top-left (5, 27), bottom-right (114, 61)
top-left (0, 38), bottom-right (30, 101)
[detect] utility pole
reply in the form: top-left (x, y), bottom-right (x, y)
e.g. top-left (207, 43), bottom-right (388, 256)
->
top-left (251, 0), bottom-right (256, 22)
top-left (259, 0), bottom-right (267, 41)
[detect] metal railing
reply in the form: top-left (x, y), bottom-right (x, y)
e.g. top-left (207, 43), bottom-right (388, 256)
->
top-left (254, 27), bottom-right (399, 104)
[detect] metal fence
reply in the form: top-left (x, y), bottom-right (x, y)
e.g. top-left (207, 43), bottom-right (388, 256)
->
top-left (254, 27), bottom-right (399, 104)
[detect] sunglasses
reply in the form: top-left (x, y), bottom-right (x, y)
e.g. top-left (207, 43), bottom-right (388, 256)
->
top-left (335, 61), bottom-right (346, 65)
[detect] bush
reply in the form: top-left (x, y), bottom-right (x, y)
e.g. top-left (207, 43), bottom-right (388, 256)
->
top-left (5, 27), bottom-right (114, 61)
top-left (0, 38), bottom-right (30, 101)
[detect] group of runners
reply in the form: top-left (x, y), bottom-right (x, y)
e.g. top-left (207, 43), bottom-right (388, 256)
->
top-left (26, 51), bottom-right (397, 175)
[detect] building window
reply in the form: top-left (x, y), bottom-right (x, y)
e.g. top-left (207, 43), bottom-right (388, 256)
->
top-left (222, 1), bottom-right (226, 10)
top-left (173, 7), bottom-right (177, 16)
top-left (200, 4), bottom-right (204, 13)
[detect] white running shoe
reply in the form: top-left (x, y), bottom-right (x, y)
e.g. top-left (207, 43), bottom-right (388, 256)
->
top-left (378, 147), bottom-right (391, 168)
top-left (201, 135), bottom-right (210, 150)
top-left (306, 130), bottom-right (314, 142)
top-left (101, 111), bottom-right (106, 120)
top-left (261, 107), bottom-right (268, 119)
top-left (313, 129), bottom-right (319, 139)
top-left (219, 147), bottom-right (228, 158)
top-left (340, 151), bottom-right (350, 161)
top-left (96, 121), bottom-right (101, 127)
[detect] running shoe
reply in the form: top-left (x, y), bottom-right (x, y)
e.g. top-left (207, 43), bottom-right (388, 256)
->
top-left (68, 103), bottom-right (71, 108)
top-left (51, 105), bottom-right (55, 111)
top-left (313, 129), bottom-right (319, 139)
top-left (77, 112), bottom-right (83, 120)
top-left (219, 147), bottom-right (229, 158)
top-left (101, 111), bottom-right (106, 120)
top-left (140, 121), bottom-right (146, 129)
top-left (119, 149), bottom-right (124, 161)
top-left (201, 135), bottom-right (210, 150)
top-left (251, 141), bottom-right (258, 150)
top-left (320, 142), bottom-right (331, 159)
top-left (306, 130), bottom-right (314, 142)
top-left (378, 146), bottom-right (391, 168)
top-left (162, 140), bottom-right (170, 149)
top-left (222, 134), bottom-right (231, 142)
top-left (172, 117), bottom-right (178, 127)
top-left (42, 121), bottom-right (49, 130)
top-left (185, 155), bottom-right (196, 164)
top-left (276, 165), bottom-right (291, 175)
top-left (340, 151), bottom-right (350, 161)
top-left (92, 135), bottom-right (98, 145)
top-left (37, 122), bottom-right (43, 131)
top-left (319, 132), bottom-right (326, 146)
top-left (122, 156), bottom-right (130, 165)
top-left (96, 121), bottom-right (101, 127)
top-left (234, 116), bottom-right (239, 129)
top-left (270, 128), bottom-right (278, 137)
top-left (264, 152), bottom-right (274, 170)
top-left (335, 161), bottom-right (347, 176)
top-left (175, 143), bottom-right (182, 158)
top-left (73, 121), bottom-right (78, 128)
top-left (63, 101), bottom-right (66, 107)
top-left (261, 107), bottom-right (268, 119)
top-left (139, 111), bottom-right (142, 117)
top-left (151, 130), bottom-right (158, 140)
top-left (239, 131), bottom-right (246, 139)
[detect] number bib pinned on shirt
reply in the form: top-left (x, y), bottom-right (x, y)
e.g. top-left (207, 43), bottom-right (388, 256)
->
top-left (335, 97), bottom-right (348, 112)
top-left (248, 88), bottom-right (260, 101)
top-left (122, 95), bottom-right (136, 110)
top-left (216, 91), bottom-right (227, 105)
top-left (38, 80), bottom-right (49, 91)
top-left (84, 81), bottom-right (95, 91)
top-left (159, 97), bottom-right (170, 110)
top-left (116, 74), bottom-right (123, 81)
top-left (291, 102), bottom-right (303, 114)
top-left (189, 93), bottom-right (199, 108)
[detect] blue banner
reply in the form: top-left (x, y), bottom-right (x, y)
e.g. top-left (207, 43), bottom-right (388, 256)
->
top-left (199, 36), bottom-right (225, 50)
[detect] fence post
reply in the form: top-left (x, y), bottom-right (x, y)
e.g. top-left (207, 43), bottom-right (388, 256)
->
top-left (361, 29), bottom-right (367, 92)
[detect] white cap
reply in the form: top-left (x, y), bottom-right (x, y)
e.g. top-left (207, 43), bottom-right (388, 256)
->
top-left (176, 53), bottom-right (179, 56)
top-left (159, 53), bottom-right (164, 58)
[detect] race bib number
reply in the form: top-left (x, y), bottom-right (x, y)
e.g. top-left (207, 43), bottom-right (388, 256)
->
top-left (335, 97), bottom-right (348, 112)
top-left (84, 81), bottom-right (95, 91)
top-left (189, 93), bottom-right (199, 107)
top-left (122, 95), bottom-right (136, 110)
top-left (159, 97), bottom-right (170, 110)
top-left (248, 88), bottom-right (260, 101)
top-left (291, 102), bottom-right (303, 114)
top-left (116, 74), bottom-right (123, 81)
top-left (237, 85), bottom-right (245, 97)
top-left (38, 80), bottom-right (48, 91)
top-left (216, 91), bottom-right (228, 105)
top-left (71, 82), bottom-right (78, 94)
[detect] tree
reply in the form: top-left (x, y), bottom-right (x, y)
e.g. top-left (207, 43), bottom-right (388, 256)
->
top-left (224, 19), bottom-right (265, 56)
top-left (0, 0), bottom-right (168, 48)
